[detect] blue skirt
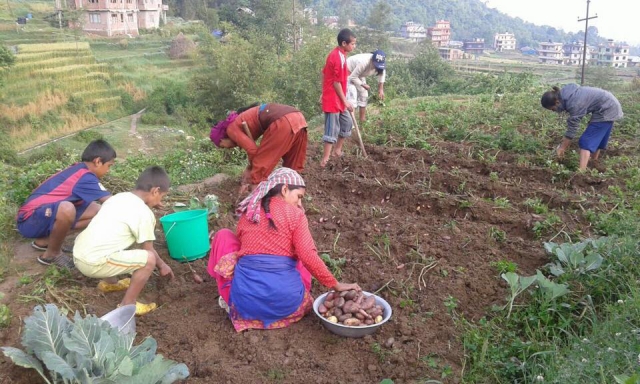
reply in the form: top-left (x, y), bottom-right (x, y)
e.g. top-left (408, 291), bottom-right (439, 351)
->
top-left (229, 255), bottom-right (304, 327)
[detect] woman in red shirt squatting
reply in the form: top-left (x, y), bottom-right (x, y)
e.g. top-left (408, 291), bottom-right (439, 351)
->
top-left (207, 167), bottom-right (361, 332)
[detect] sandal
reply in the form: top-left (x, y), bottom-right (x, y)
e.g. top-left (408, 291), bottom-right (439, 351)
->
top-left (218, 296), bottom-right (230, 313)
top-left (97, 278), bottom-right (131, 293)
top-left (37, 254), bottom-right (75, 269)
top-left (31, 241), bottom-right (73, 253)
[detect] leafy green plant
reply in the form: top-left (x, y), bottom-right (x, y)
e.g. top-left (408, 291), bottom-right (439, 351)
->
top-left (532, 214), bottom-right (562, 238)
top-left (501, 272), bottom-right (537, 318)
top-left (490, 260), bottom-right (517, 274)
top-left (2, 304), bottom-right (189, 383)
top-left (523, 197), bottom-right (549, 214)
top-left (489, 227), bottom-right (507, 243)
top-left (173, 194), bottom-right (219, 218)
top-left (444, 296), bottom-right (458, 315)
top-left (320, 253), bottom-right (346, 280)
top-left (544, 239), bottom-right (604, 277)
top-left (493, 197), bottom-right (511, 208)
top-left (0, 303), bottom-right (10, 328)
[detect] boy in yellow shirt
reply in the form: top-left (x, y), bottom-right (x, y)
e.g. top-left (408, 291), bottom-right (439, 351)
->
top-left (73, 166), bottom-right (174, 316)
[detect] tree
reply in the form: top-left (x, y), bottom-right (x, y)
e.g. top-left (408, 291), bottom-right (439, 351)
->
top-left (0, 45), bottom-right (15, 87)
top-left (366, 1), bottom-right (394, 31)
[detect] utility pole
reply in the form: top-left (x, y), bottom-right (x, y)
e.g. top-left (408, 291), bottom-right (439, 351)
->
top-left (578, 0), bottom-right (597, 85)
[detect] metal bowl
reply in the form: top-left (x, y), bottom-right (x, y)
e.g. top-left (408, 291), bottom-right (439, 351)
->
top-left (100, 304), bottom-right (136, 335)
top-left (312, 291), bottom-right (392, 338)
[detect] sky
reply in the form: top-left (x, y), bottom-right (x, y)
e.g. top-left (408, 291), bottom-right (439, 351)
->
top-left (485, 0), bottom-right (640, 45)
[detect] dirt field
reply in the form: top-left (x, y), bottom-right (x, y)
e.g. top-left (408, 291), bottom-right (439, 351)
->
top-left (0, 140), bottom-right (611, 383)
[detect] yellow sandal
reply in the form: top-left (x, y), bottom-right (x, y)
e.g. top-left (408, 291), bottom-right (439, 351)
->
top-left (97, 278), bottom-right (131, 293)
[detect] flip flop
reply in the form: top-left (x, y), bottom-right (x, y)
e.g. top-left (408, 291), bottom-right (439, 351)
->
top-left (31, 241), bottom-right (73, 253)
top-left (37, 254), bottom-right (75, 269)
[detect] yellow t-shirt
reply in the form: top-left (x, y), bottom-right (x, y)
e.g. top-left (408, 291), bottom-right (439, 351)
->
top-left (74, 192), bottom-right (156, 265)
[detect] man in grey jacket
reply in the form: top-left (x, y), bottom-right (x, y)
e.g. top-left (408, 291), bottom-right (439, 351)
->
top-left (541, 84), bottom-right (623, 171)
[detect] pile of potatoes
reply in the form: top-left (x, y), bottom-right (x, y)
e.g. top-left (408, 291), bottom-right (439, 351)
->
top-left (318, 290), bottom-right (385, 327)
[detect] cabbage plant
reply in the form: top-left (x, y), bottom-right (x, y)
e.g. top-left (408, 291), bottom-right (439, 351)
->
top-left (1, 304), bottom-right (189, 384)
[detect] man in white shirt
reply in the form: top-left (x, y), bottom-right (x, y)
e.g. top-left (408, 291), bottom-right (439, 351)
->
top-left (346, 49), bottom-right (386, 122)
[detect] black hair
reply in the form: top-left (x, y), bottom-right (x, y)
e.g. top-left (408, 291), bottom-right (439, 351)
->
top-left (261, 183), bottom-right (305, 230)
top-left (541, 86), bottom-right (562, 109)
top-left (81, 139), bottom-right (116, 163)
top-left (135, 166), bottom-right (171, 192)
top-left (337, 28), bottom-right (356, 46)
top-left (236, 102), bottom-right (260, 115)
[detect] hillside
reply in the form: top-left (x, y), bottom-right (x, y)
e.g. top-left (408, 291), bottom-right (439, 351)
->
top-left (312, 0), bottom-right (606, 48)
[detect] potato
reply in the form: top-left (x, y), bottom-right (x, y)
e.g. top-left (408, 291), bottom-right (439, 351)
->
top-left (343, 300), bottom-right (360, 314)
top-left (324, 299), bottom-right (335, 309)
top-left (361, 296), bottom-right (375, 310)
top-left (318, 304), bottom-right (328, 314)
top-left (337, 313), bottom-right (352, 322)
top-left (333, 307), bottom-right (343, 317)
top-left (374, 315), bottom-right (383, 324)
top-left (327, 316), bottom-right (338, 323)
top-left (364, 319), bottom-right (374, 325)
top-left (343, 318), bottom-right (361, 327)
top-left (334, 297), bottom-right (345, 308)
top-left (355, 312), bottom-right (365, 320)
top-left (326, 292), bottom-right (335, 301)
top-left (344, 290), bottom-right (357, 300)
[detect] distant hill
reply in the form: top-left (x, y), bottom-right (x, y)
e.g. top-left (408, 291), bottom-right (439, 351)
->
top-left (311, 0), bottom-right (609, 48)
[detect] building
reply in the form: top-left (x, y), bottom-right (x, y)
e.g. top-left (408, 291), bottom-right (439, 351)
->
top-left (303, 8), bottom-right (317, 25)
top-left (322, 16), bottom-right (339, 28)
top-left (68, 0), bottom-right (167, 37)
top-left (438, 47), bottom-right (463, 61)
top-left (538, 41), bottom-right (563, 65)
top-left (427, 20), bottom-right (451, 47)
top-left (520, 46), bottom-right (537, 55)
top-left (463, 38), bottom-right (484, 56)
top-left (494, 32), bottom-right (516, 51)
top-left (400, 21), bottom-right (427, 41)
top-left (597, 40), bottom-right (630, 68)
top-left (563, 41), bottom-right (584, 65)
top-left (628, 56), bottom-right (640, 68)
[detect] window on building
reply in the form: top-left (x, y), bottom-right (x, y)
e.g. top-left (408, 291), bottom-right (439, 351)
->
top-left (111, 13), bottom-right (117, 22)
top-left (89, 0), bottom-right (98, 3)
top-left (128, 13), bottom-right (134, 22)
top-left (110, 0), bottom-right (116, 3)
top-left (89, 13), bottom-right (100, 23)
top-left (120, 14), bottom-right (124, 22)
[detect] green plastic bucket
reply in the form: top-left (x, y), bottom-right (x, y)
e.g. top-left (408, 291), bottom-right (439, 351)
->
top-left (159, 209), bottom-right (210, 262)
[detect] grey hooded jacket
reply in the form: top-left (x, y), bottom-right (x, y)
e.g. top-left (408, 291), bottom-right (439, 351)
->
top-left (557, 84), bottom-right (623, 139)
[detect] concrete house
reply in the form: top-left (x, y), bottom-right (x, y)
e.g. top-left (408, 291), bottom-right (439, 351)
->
top-left (598, 40), bottom-right (630, 68)
top-left (463, 38), bottom-right (484, 57)
top-left (538, 41), bottom-right (563, 65)
top-left (69, 0), bottom-right (167, 37)
top-left (427, 20), bottom-right (451, 47)
top-left (563, 41), bottom-right (584, 65)
top-left (494, 32), bottom-right (516, 51)
top-left (400, 22), bottom-right (427, 41)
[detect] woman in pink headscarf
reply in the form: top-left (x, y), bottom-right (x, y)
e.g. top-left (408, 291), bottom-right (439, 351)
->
top-left (207, 168), bottom-right (360, 332)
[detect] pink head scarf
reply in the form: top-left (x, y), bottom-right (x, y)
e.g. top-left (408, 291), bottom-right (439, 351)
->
top-left (210, 112), bottom-right (238, 147)
top-left (236, 167), bottom-right (306, 223)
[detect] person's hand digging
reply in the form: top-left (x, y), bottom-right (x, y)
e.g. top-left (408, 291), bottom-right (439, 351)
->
top-left (159, 263), bottom-right (174, 279)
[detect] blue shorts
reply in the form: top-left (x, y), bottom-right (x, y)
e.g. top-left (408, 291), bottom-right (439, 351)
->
top-left (17, 203), bottom-right (60, 239)
top-left (17, 202), bottom-right (82, 239)
top-left (322, 111), bottom-right (352, 143)
top-left (578, 121), bottom-right (614, 153)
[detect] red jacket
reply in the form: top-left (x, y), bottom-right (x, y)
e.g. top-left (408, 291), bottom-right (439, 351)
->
top-left (321, 47), bottom-right (349, 113)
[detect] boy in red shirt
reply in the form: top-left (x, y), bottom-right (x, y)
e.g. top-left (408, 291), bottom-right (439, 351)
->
top-left (320, 28), bottom-right (356, 168)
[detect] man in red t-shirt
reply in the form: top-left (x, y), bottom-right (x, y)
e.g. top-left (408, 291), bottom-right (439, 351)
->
top-left (320, 28), bottom-right (356, 168)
